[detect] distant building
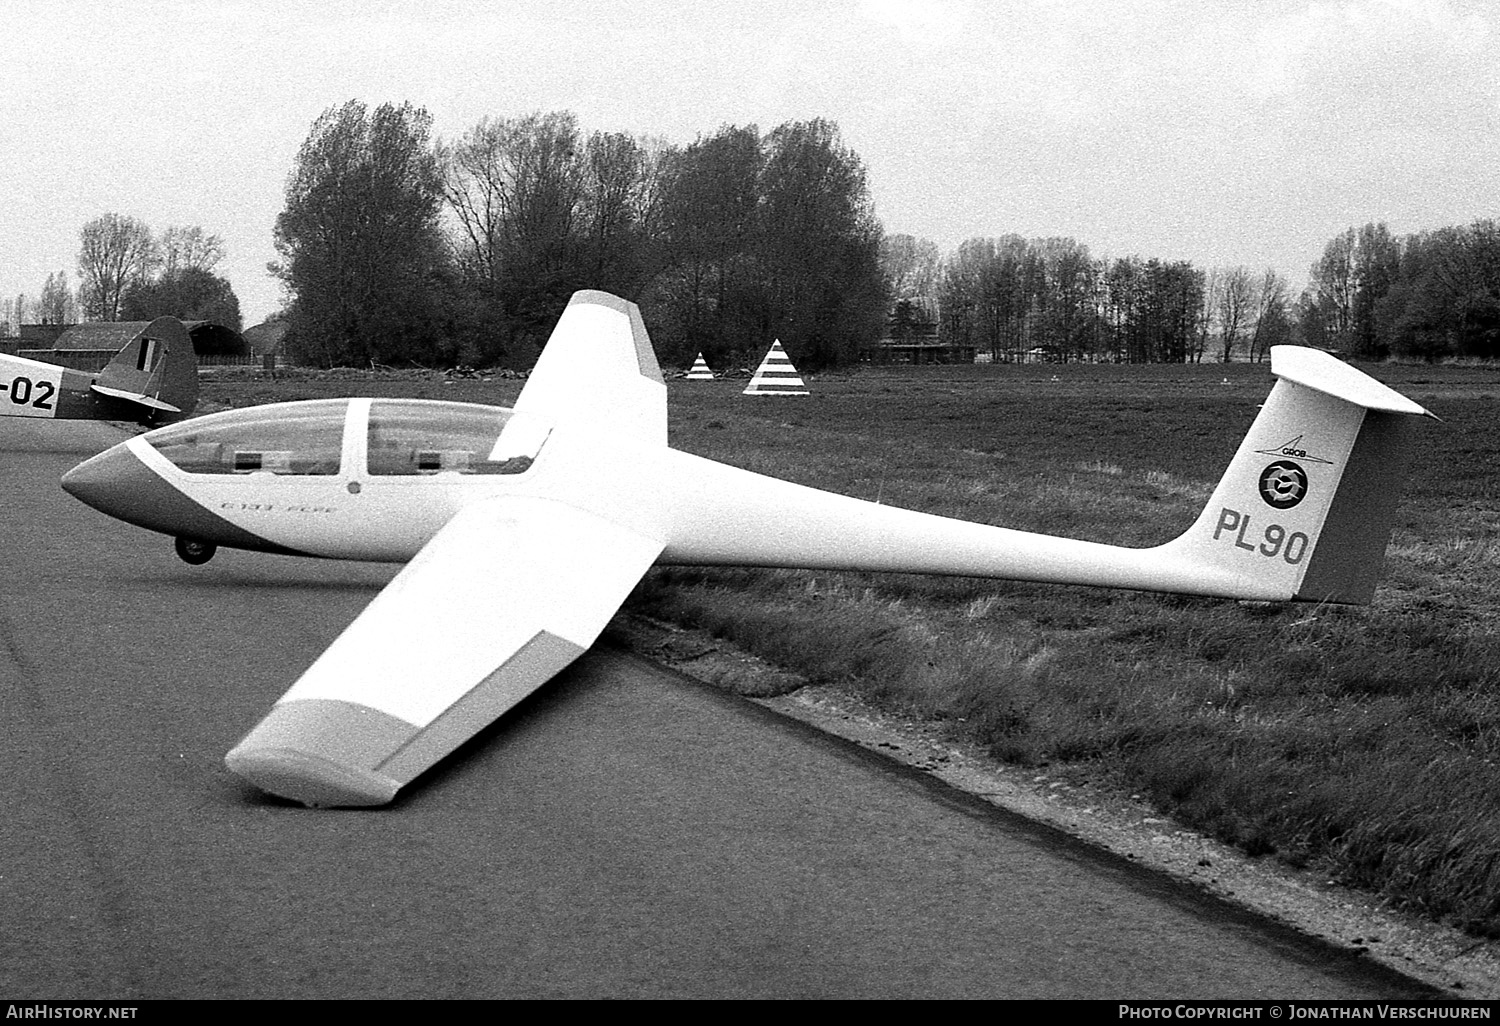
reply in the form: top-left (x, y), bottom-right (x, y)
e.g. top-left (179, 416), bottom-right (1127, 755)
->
top-left (20, 319), bottom-right (246, 371)
top-left (54, 319), bottom-right (247, 356)
top-left (862, 296), bottom-right (975, 365)
top-left (0, 323), bottom-right (60, 357)
top-left (241, 318), bottom-right (288, 358)
top-left (19, 323), bottom-right (68, 347)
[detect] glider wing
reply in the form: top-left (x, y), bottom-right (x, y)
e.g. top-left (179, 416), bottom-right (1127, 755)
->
top-left (513, 290), bottom-right (667, 447)
top-left (224, 495), bottom-right (665, 806)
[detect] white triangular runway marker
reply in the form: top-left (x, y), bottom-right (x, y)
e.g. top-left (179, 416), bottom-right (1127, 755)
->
top-left (685, 353), bottom-right (714, 380)
top-left (743, 339), bottom-right (809, 396)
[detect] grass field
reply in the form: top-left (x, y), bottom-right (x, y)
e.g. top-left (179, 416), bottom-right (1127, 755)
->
top-left (203, 359), bottom-right (1500, 937)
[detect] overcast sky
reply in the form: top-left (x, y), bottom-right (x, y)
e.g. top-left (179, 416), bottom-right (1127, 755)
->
top-left (3, 0), bottom-right (1496, 327)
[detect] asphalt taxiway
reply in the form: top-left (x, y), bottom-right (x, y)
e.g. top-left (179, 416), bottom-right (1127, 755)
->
top-left (0, 423), bottom-right (1435, 998)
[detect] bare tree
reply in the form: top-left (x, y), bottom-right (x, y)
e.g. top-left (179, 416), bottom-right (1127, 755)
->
top-left (441, 111), bottom-right (588, 351)
top-left (37, 270), bottom-right (77, 325)
top-left (159, 225), bottom-right (225, 276)
top-left (1309, 228), bottom-right (1357, 347)
top-left (1033, 237), bottom-right (1098, 361)
top-left (880, 234), bottom-right (942, 300)
top-left (576, 129), bottom-right (667, 294)
top-left (1352, 222), bottom-right (1401, 358)
top-left (78, 213), bottom-right (157, 321)
top-left (650, 124), bottom-right (761, 364)
top-left (1249, 268), bottom-right (1290, 362)
top-left (1197, 266), bottom-right (1221, 362)
top-left (1215, 265), bottom-right (1254, 362)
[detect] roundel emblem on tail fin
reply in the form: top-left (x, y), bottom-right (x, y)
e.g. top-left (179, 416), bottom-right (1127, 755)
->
top-left (1259, 460), bottom-right (1307, 509)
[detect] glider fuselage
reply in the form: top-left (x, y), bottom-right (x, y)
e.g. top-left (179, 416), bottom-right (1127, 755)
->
top-left (67, 393), bottom-right (1278, 600)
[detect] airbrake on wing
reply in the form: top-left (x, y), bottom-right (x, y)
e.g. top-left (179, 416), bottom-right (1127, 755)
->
top-left (59, 291), bottom-right (1435, 807)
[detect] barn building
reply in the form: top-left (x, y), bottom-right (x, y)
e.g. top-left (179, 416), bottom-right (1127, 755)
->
top-left (19, 319), bottom-right (246, 370)
top-left (861, 297), bottom-right (976, 365)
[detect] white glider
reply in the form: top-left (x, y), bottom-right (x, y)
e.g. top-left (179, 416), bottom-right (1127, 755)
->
top-left (61, 291), bottom-right (1433, 807)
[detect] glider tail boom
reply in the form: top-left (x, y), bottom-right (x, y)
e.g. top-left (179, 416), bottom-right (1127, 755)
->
top-left (1162, 346), bottom-right (1432, 605)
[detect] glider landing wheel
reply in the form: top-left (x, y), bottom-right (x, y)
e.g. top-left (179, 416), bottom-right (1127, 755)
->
top-left (175, 537), bottom-right (217, 565)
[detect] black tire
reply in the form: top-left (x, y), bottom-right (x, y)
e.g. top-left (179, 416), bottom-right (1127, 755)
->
top-left (174, 537), bottom-right (217, 565)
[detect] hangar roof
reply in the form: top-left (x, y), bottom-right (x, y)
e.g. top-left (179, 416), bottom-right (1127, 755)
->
top-left (54, 319), bottom-right (246, 356)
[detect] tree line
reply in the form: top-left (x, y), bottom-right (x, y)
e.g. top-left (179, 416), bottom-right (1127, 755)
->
top-left (910, 234), bottom-right (1295, 364)
top-left (273, 101), bottom-right (884, 371)
top-left (10, 99), bottom-right (1493, 370)
top-left (6, 218), bottom-right (242, 341)
top-left (1301, 220), bottom-right (1500, 361)
top-left (923, 217), bottom-right (1500, 366)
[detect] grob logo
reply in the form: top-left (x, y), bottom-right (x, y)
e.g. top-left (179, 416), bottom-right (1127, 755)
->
top-left (1258, 461), bottom-right (1307, 509)
top-left (1253, 433), bottom-right (1333, 465)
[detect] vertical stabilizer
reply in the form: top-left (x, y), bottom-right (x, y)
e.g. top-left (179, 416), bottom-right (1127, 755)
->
top-left (1163, 347), bottom-right (1432, 604)
top-left (92, 316), bottom-right (198, 417)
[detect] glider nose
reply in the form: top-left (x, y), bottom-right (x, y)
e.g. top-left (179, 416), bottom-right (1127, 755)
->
top-left (62, 442), bottom-right (168, 524)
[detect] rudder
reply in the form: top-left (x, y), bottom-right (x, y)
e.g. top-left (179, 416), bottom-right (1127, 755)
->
top-left (92, 316), bottom-right (198, 417)
top-left (1163, 348), bottom-right (1431, 604)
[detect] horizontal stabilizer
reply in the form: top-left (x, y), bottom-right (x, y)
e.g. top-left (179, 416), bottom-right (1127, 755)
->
top-left (1269, 346), bottom-right (1433, 417)
top-left (89, 384), bottom-right (183, 413)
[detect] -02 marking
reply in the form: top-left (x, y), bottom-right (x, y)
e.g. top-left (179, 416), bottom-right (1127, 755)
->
top-left (1214, 507), bottom-right (1308, 564)
top-left (5, 376), bottom-right (56, 410)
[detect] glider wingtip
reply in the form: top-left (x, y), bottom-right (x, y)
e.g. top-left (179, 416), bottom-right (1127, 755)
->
top-left (225, 746), bottom-right (400, 808)
top-left (224, 697), bottom-right (420, 807)
top-left (557, 289), bottom-right (661, 385)
top-left (566, 289), bottom-right (634, 315)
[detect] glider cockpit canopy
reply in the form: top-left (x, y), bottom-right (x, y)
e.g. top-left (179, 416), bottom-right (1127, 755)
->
top-left (141, 398), bottom-right (552, 478)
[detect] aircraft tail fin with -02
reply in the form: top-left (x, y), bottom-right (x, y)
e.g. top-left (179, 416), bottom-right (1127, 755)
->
top-left (0, 315), bottom-right (198, 425)
top-left (90, 318), bottom-right (200, 416)
top-left (1159, 345), bottom-right (1434, 604)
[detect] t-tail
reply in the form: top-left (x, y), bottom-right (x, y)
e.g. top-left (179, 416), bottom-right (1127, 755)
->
top-left (1158, 346), bottom-right (1434, 604)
